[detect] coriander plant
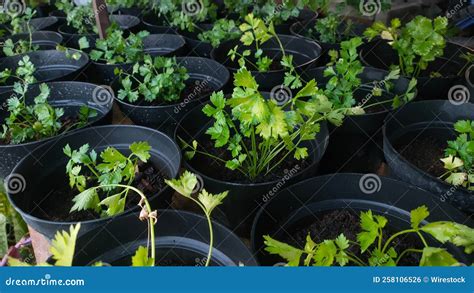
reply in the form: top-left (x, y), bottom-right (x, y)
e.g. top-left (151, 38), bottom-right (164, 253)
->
top-left (117, 55), bottom-right (189, 104)
top-left (364, 16), bottom-right (448, 78)
top-left (0, 56), bottom-right (95, 144)
top-left (64, 141), bottom-right (152, 217)
top-left (229, 13), bottom-right (303, 89)
top-left (56, 0), bottom-right (98, 34)
top-left (79, 24), bottom-right (150, 64)
top-left (264, 206), bottom-right (473, 266)
top-left (197, 19), bottom-right (241, 48)
top-left (2, 38), bottom-right (39, 57)
top-left (322, 37), bottom-right (417, 111)
top-left (181, 68), bottom-right (362, 181)
top-left (440, 120), bottom-right (474, 190)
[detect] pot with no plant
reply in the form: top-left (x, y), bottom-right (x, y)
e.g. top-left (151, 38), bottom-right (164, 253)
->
top-left (7, 124), bottom-right (181, 239)
top-left (174, 66), bottom-right (365, 235)
top-left (55, 0), bottom-right (140, 49)
top-left (384, 100), bottom-right (474, 214)
top-left (211, 14), bottom-right (322, 91)
top-left (78, 24), bottom-right (186, 84)
top-left (114, 55), bottom-right (229, 135)
top-left (0, 50), bottom-right (89, 94)
top-left (252, 174), bottom-right (474, 266)
top-left (0, 57), bottom-right (112, 178)
top-left (303, 37), bottom-right (417, 174)
top-left (361, 16), bottom-right (473, 100)
top-left (0, 31), bottom-right (63, 58)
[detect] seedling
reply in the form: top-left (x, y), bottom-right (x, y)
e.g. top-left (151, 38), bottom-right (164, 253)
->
top-left (440, 120), bottom-right (474, 190)
top-left (323, 37), bottom-right (417, 110)
top-left (79, 24), bottom-right (150, 64)
top-left (229, 14), bottom-right (302, 89)
top-left (364, 16), bottom-right (448, 78)
top-left (56, 0), bottom-right (99, 34)
top-left (152, 0), bottom-right (217, 32)
top-left (165, 171), bottom-right (228, 266)
top-left (181, 68), bottom-right (362, 181)
top-left (0, 56), bottom-right (96, 144)
top-left (197, 19), bottom-right (241, 48)
top-left (64, 141), bottom-right (152, 217)
top-left (2, 38), bottom-right (39, 57)
top-left (264, 205), bottom-right (473, 266)
top-left (117, 55), bottom-right (189, 104)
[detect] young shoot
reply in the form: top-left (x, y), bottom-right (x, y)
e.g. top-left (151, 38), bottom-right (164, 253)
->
top-left (264, 206), bottom-right (473, 266)
top-left (64, 141), bottom-right (152, 217)
top-left (323, 37), bottom-right (417, 111)
top-left (117, 55), bottom-right (189, 104)
top-left (364, 16), bottom-right (448, 78)
top-left (0, 56), bottom-right (96, 144)
top-left (440, 120), bottom-right (474, 190)
top-left (165, 171), bottom-right (228, 266)
top-left (181, 68), bottom-right (363, 181)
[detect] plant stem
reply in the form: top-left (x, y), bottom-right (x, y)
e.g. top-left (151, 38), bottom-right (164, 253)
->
top-left (395, 248), bottom-right (423, 265)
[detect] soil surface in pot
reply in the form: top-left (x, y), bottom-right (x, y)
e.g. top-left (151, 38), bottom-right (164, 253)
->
top-left (394, 134), bottom-right (446, 178)
top-left (285, 210), bottom-right (422, 266)
top-left (30, 161), bottom-right (166, 222)
top-left (127, 80), bottom-right (214, 107)
top-left (189, 138), bottom-right (310, 184)
top-left (0, 115), bottom-right (80, 145)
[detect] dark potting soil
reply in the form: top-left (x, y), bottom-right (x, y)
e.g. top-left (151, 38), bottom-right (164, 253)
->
top-left (394, 134), bottom-right (446, 178)
top-left (30, 161), bottom-right (166, 222)
top-left (130, 81), bottom-right (214, 107)
top-left (286, 210), bottom-right (422, 266)
top-left (190, 138), bottom-right (310, 184)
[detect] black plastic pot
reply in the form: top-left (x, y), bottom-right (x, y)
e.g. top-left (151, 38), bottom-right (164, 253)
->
top-left (303, 66), bottom-right (415, 174)
top-left (7, 125), bottom-right (181, 239)
top-left (360, 40), bottom-right (472, 100)
top-left (0, 31), bottom-right (63, 57)
top-left (174, 100), bottom-right (329, 236)
top-left (72, 210), bottom-right (258, 266)
top-left (48, 10), bottom-right (67, 28)
top-left (211, 35), bottom-right (322, 91)
top-left (27, 16), bottom-right (59, 32)
top-left (251, 174), bottom-right (474, 265)
top-left (58, 15), bottom-right (140, 49)
top-left (116, 57), bottom-right (229, 135)
top-left (290, 19), bottom-right (368, 65)
top-left (142, 13), bottom-right (175, 34)
top-left (87, 34), bottom-right (186, 85)
top-left (178, 24), bottom-right (214, 58)
top-left (0, 81), bottom-right (113, 179)
top-left (384, 100), bottom-right (474, 213)
top-left (0, 50), bottom-right (89, 94)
